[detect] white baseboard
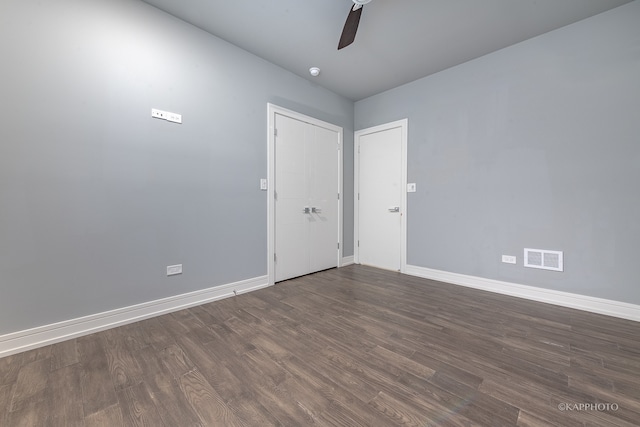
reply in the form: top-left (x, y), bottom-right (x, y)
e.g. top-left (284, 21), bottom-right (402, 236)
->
top-left (405, 265), bottom-right (640, 322)
top-left (341, 256), bottom-right (355, 266)
top-left (0, 275), bottom-right (269, 358)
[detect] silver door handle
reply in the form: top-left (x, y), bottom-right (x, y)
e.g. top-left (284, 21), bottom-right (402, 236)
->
top-left (388, 207), bottom-right (400, 212)
top-left (311, 207), bottom-right (322, 214)
top-left (302, 207), bottom-right (311, 214)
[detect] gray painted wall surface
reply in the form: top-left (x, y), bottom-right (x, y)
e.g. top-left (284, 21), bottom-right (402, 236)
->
top-left (356, 2), bottom-right (640, 304)
top-left (0, 0), bottom-right (354, 334)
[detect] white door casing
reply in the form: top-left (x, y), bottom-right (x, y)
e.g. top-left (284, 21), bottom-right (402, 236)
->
top-left (355, 119), bottom-right (408, 272)
top-left (267, 104), bottom-right (343, 285)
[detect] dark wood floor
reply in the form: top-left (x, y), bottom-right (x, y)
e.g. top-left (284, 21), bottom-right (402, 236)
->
top-left (1, 265), bottom-right (639, 426)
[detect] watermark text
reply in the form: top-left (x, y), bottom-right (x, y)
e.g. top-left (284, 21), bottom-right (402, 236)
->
top-left (557, 402), bottom-right (619, 412)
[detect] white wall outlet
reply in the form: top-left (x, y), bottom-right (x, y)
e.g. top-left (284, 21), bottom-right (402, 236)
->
top-left (260, 178), bottom-right (268, 190)
top-left (167, 264), bottom-right (183, 276)
top-left (407, 183), bottom-right (417, 192)
top-left (502, 255), bottom-right (517, 264)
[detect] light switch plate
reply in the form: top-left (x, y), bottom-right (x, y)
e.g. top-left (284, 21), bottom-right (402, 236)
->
top-left (407, 183), bottom-right (417, 192)
top-left (260, 179), bottom-right (268, 190)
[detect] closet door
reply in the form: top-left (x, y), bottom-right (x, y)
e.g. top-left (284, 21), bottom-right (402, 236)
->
top-left (308, 124), bottom-right (339, 273)
top-left (274, 114), bottom-right (339, 282)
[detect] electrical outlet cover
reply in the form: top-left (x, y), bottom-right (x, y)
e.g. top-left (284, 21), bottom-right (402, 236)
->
top-left (167, 264), bottom-right (183, 276)
top-left (501, 255), bottom-right (517, 264)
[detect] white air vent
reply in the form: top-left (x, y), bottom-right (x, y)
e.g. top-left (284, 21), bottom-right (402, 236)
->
top-left (524, 248), bottom-right (563, 271)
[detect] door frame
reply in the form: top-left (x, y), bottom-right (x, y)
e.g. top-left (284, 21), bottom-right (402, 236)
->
top-left (267, 103), bottom-right (344, 286)
top-left (354, 119), bottom-right (408, 273)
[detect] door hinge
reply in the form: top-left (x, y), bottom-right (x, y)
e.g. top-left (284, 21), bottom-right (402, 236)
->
top-left (274, 253), bottom-right (277, 262)
top-left (274, 128), bottom-right (278, 137)
top-left (337, 193), bottom-right (340, 200)
top-left (358, 240), bottom-right (360, 247)
top-left (274, 191), bottom-right (278, 200)
top-left (358, 193), bottom-right (360, 201)
top-left (337, 243), bottom-right (340, 250)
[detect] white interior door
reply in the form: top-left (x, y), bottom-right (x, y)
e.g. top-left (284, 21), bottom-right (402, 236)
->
top-left (356, 121), bottom-right (407, 271)
top-left (309, 125), bottom-right (339, 273)
top-left (275, 113), bottom-right (339, 282)
top-left (275, 115), bottom-right (310, 281)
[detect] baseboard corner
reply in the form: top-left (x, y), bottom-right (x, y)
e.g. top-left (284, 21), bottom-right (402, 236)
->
top-left (341, 255), bottom-right (355, 266)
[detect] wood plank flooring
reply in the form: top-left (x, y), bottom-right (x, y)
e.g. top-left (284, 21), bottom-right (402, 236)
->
top-left (1, 265), bottom-right (639, 426)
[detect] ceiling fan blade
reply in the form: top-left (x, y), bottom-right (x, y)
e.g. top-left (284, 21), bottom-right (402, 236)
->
top-left (338, 5), bottom-right (363, 50)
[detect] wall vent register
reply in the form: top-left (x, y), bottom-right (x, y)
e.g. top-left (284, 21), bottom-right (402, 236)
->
top-left (524, 248), bottom-right (563, 272)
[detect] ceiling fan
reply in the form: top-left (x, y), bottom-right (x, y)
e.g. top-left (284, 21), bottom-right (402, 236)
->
top-left (338, 0), bottom-right (372, 50)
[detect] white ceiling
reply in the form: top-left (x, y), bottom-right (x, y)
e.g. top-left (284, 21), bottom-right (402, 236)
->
top-left (141, 0), bottom-right (632, 101)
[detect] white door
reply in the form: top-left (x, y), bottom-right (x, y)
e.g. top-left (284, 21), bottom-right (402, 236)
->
top-left (275, 113), bottom-right (339, 282)
top-left (308, 125), bottom-right (340, 273)
top-left (356, 120), bottom-right (407, 271)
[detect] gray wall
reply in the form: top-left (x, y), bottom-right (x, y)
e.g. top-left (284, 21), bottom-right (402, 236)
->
top-left (0, 0), bottom-right (354, 335)
top-left (356, 2), bottom-right (640, 304)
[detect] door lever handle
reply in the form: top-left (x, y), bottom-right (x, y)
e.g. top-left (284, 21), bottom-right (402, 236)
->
top-left (302, 207), bottom-right (311, 214)
top-left (311, 207), bottom-right (322, 214)
top-left (388, 206), bottom-right (400, 212)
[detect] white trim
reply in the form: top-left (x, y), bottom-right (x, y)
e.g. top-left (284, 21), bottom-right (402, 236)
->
top-left (267, 103), bottom-right (343, 285)
top-left (405, 265), bottom-right (640, 322)
top-left (354, 119), bottom-right (408, 273)
top-left (0, 275), bottom-right (269, 358)
top-left (341, 255), bottom-right (355, 266)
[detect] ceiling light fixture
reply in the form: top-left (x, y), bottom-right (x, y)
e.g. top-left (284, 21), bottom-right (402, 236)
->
top-left (352, 0), bottom-right (372, 10)
top-left (309, 67), bottom-right (321, 77)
